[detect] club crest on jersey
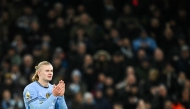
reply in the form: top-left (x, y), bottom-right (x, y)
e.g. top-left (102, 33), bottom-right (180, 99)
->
top-left (46, 93), bottom-right (50, 98)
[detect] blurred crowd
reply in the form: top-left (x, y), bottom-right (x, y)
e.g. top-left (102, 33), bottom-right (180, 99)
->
top-left (0, 0), bottom-right (190, 109)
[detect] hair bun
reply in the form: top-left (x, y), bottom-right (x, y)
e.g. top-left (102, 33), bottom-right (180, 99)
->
top-left (35, 66), bottom-right (38, 70)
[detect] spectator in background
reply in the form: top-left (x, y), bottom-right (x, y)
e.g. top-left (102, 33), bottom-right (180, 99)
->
top-left (11, 34), bottom-right (28, 56)
top-left (174, 45), bottom-right (190, 78)
top-left (41, 43), bottom-right (51, 61)
top-left (10, 64), bottom-right (27, 90)
top-left (120, 38), bottom-right (133, 59)
top-left (52, 47), bottom-right (68, 69)
top-left (103, 18), bottom-right (114, 35)
top-left (66, 69), bottom-right (87, 102)
top-left (180, 88), bottom-right (190, 109)
top-left (71, 27), bottom-right (92, 52)
top-left (133, 30), bottom-right (157, 56)
top-left (70, 92), bottom-right (83, 109)
top-left (93, 50), bottom-right (111, 73)
top-left (156, 85), bottom-right (170, 109)
top-left (53, 2), bottom-right (64, 17)
top-left (135, 49), bottom-right (147, 66)
top-left (152, 48), bottom-right (165, 72)
top-left (148, 18), bottom-right (162, 42)
top-left (70, 13), bottom-right (96, 40)
top-left (175, 72), bottom-right (187, 95)
top-left (116, 4), bottom-right (140, 39)
top-left (41, 34), bottom-right (52, 60)
top-left (12, 93), bottom-right (24, 109)
top-left (159, 27), bottom-right (177, 58)
top-left (142, 68), bottom-right (160, 100)
top-left (95, 73), bottom-right (106, 91)
top-left (177, 9), bottom-right (189, 38)
top-left (0, 11), bottom-right (11, 30)
top-left (94, 89), bottom-right (111, 109)
top-left (17, 6), bottom-right (37, 32)
top-left (116, 66), bottom-right (136, 90)
top-left (4, 47), bottom-right (21, 65)
top-left (103, 0), bottom-right (116, 20)
top-left (161, 62), bottom-right (177, 96)
top-left (104, 77), bottom-right (114, 90)
top-left (164, 100), bottom-right (173, 109)
top-left (151, 9), bottom-right (165, 26)
top-left (125, 66), bottom-right (135, 76)
top-left (7, 0), bottom-right (24, 21)
top-left (82, 92), bottom-right (96, 109)
top-left (113, 102), bottom-right (123, 109)
top-left (0, 60), bottom-right (11, 74)
top-left (0, 74), bottom-right (21, 96)
top-left (27, 21), bottom-right (42, 50)
top-left (32, 46), bottom-right (44, 65)
top-left (1, 90), bottom-right (20, 109)
top-left (76, 4), bottom-right (86, 15)
top-left (136, 99), bottom-right (150, 109)
top-left (82, 54), bottom-right (95, 91)
top-left (65, 6), bottom-right (76, 27)
top-left (67, 42), bottom-right (78, 72)
top-left (107, 51), bottom-right (126, 84)
top-left (20, 54), bottom-right (34, 79)
top-left (41, 34), bottom-right (51, 48)
top-left (116, 74), bottom-right (138, 108)
top-left (1, 90), bottom-right (24, 109)
top-left (97, 18), bottom-right (114, 50)
top-left (135, 58), bottom-right (151, 82)
top-left (74, 42), bottom-right (87, 69)
top-left (0, 28), bottom-right (10, 51)
top-left (0, 30), bottom-right (8, 59)
top-left (28, 0), bottom-right (42, 17)
top-left (106, 28), bottom-right (121, 53)
top-left (51, 57), bottom-right (66, 84)
top-left (184, 80), bottom-right (190, 90)
top-left (104, 86), bottom-right (115, 104)
top-left (42, 9), bottom-right (57, 30)
top-left (177, 37), bottom-right (187, 49)
top-left (51, 17), bottom-right (69, 50)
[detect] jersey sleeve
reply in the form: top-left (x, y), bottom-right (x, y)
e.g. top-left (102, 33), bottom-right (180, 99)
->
top-left (23, 86), bottom-right (38, 105)
top-left (23, 86), bottom-right (58, 109)
top-left (55, 96), bottom-right (68, 109)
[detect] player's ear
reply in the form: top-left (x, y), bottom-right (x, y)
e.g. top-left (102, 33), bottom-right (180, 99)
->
top-left (37, 71), bottom-right (41, 76)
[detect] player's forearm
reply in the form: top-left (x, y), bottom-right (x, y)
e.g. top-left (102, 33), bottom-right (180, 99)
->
top-left (29, 95), bottom-right (57, 109)
top-left (56, 96), bottom-right (68, 109)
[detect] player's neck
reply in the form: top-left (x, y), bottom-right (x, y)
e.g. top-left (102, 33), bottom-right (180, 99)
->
top-left (38, 79), bottom-right (49, 87)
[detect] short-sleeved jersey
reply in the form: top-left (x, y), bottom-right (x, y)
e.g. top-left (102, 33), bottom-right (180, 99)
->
top-left (23, 81), bottom-right (67, 109)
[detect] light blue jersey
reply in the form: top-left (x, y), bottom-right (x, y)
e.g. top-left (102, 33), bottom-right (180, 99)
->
top-left (23, 81), bottom-right (68, 109)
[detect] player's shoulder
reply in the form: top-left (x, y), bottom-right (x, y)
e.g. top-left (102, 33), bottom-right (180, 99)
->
top-left (23, 81), bottom-right (38, 92)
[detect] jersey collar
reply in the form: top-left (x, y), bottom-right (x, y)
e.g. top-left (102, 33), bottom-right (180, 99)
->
top-left (36, 81), bottom-right (49, 88)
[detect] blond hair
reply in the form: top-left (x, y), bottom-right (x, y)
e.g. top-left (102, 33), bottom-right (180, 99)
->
top-left (32, 61), bottom-right (51, 81)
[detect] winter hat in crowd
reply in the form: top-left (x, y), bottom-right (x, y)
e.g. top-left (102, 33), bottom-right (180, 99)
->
top-left (93, 50), bottom-right (111, 61)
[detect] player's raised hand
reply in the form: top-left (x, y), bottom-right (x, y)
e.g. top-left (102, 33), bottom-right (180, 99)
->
top-left (52, 84), bottom-right (62, 96)
top-left (57, 80), bottom-right (65, 96)
top-left (58, 80), bottom-right (64, 88)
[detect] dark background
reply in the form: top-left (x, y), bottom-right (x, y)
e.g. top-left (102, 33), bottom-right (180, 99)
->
top-left (0, 0), bottom-right (190, 109)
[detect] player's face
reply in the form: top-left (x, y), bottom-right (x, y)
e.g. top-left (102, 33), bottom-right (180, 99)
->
top-left (39, 65), bottom-right (53, 82)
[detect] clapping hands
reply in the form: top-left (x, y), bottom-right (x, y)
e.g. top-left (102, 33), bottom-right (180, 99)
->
top-left (52, 80), bottom-right (65, 97)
